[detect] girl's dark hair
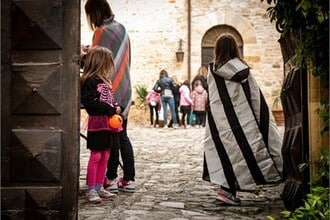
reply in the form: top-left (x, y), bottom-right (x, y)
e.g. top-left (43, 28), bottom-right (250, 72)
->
top-left (85, 0), bottom-right (114, 30)
top-left (182, 80), bottom-right (190, 89)
top-left (214, 34), bottom-right (243, 67)
top-left (159, 69), bottom-right (168, 78)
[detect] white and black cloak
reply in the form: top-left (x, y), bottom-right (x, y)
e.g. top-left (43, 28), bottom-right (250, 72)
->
top-left (203, 58), bottom-right (283, 191)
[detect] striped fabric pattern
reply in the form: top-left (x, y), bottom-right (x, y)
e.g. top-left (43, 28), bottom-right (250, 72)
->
top-left (203, 58), bottom-right (283, 191)
top-left (92, 16), bottom-right (132, 118)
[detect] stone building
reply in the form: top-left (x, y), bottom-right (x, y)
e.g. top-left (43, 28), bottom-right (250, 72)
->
top-left (81, 0), bottom-right (283, 105)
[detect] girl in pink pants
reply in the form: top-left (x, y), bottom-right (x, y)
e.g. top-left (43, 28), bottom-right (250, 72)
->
top-left (81, 47), bottom-right (123, 204)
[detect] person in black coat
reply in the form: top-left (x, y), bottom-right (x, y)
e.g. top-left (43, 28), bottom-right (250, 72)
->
top-left (153, 69), bottom-right (179, 128)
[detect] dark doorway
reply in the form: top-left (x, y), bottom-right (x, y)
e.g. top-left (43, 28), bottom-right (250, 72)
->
top-left (201, 25), bottom-right (243, 67)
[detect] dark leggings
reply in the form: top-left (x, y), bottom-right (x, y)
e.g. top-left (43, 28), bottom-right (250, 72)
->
top-left (193, 111), bottom-right (204, 126)
top-left (149, 103), bottom-right (159, 125)
top-left (181, 106), bottom-right (191, 126)
top-left (106, 119), bottom-right (135, 181)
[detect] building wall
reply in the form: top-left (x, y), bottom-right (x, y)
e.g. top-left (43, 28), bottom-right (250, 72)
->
top-left (81, 0), bottom-right (283, 106)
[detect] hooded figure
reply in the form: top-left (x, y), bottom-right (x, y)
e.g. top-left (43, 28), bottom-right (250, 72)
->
top-left (203, 34), bottom-right (283, 205)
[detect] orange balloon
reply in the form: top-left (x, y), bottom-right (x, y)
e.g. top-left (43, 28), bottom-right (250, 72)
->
top-left (108, 114), bottom-right (123, 129)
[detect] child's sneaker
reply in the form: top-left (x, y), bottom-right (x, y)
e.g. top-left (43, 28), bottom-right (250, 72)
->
top-left (118, 178), bottom-right (135, 192)
top-left (98, 187), bottom-right (117, 200)
top-left (86, 189), bottom-right (102, 204)
top-left (216, 188), bottom-right (241, 206)
top-left (103, 178), bottom-right (119, 193)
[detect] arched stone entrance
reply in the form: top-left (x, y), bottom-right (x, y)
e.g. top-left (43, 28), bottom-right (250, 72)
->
top-left (192, 11), bottom-right (258, 73)
top-left (201, 25), bottom-right (243, 67)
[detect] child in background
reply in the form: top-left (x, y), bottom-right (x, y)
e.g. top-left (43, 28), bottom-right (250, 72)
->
top-left (191, 80), bottom-right (208, 128)
top-left (179, 80), bottom-right (193, 128)
top-left (81, 46), bottom-right (121, 204)
top-left (145, 90), bottom-right (161, 127)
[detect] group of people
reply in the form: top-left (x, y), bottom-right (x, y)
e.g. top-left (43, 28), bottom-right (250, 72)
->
top-left (146, 67), bottom-right (209, 129)
top-left (80, 0), bottom-right (283, 207)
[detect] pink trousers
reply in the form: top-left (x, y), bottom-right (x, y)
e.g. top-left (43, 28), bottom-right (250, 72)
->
top-left (87, 150), bottom-right (110, 187)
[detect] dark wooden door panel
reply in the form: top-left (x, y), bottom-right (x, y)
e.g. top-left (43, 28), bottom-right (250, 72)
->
top-left (11, 64), bottom-right (63, 114)
top-left (11, 1), bottom-right (63, 50)
top-left (280, 65), bottom-right (309, 211)
top-left (1, 0), bottom-right (80, 219)
top-left (11, 129), bottom-right (62, 182)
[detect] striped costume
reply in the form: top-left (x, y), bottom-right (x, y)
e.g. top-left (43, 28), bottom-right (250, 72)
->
top-left (203, 58), bottom-right (283, 191)
top-left (92, 16), bottom-right (132, 118)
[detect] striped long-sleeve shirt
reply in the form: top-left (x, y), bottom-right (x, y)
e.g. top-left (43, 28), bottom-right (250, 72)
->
top-left (92, 16), bottom-right (132, 118)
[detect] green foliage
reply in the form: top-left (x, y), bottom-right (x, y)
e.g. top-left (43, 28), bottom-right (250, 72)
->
top-left (260, 2), bottom-right (329, 219)
top-left (281, 186), bottom-right (330, 220)
top-left (267, 150), bottom-right (329, 220)
top-left (315, 103), bottom-right (329, 136)
top-left (261, 0), bottom-right (329, 127)
top-left (272, 90), bottom-right (282, 108)
top-left (134, 85), bottom-right (148, 110)
top-left (312, 148), bottom-right (330, 186)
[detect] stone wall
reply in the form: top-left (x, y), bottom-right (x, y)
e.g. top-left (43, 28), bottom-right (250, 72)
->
top-left (81, 0), bottom-right (283, 106)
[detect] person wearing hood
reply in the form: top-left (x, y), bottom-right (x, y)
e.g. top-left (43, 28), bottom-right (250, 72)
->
top-left (191, 80), bottom-right (208, 128)
top-left (202, 34), bottom-right (283, 205)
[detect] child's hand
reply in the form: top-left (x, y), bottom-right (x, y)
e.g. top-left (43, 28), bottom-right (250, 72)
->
top-left (115, 106), bottom-right (121, 114)
top-left (81, 44), bottom-right (90, 53)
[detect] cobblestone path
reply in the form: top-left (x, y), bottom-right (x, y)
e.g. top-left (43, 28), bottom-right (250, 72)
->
top-left (78, 124), bottom-right (285, 220)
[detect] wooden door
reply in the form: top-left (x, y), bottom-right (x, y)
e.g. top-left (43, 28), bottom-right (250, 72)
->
top-left (1, 0), bottom-right (80, 219)
top-left (278, 34), bottom-right (310, 211)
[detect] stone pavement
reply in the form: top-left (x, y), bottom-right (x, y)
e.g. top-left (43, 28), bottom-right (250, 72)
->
top-left (78, 124), bottom-right (285, 220)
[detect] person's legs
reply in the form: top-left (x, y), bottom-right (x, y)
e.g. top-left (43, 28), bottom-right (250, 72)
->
top-left (106, 146), bottom-right (120, 180)
top-left (216, 185), bottom-right (240, 205)
top-left (116, 119), bottom-right (136, 192)
top-left (86, 151), bottom-right (102, 203)
top-left (155, 104), bottom-right (159, 126)
top-left (120, 120), bottom-right (135, 181)
top-left (149, 104), bottom-right (154, 125)
top-left (104, 147), bottom-right (120, 193)
top-left (95, 150), bottom-right (110, 187)
top-left (181, 110), bottom-right (186, 127)
top-left (169, 97), bottom-right (177, 124)
top-left (186, 108), bottom-right (191, 126)
top-left (201, 111), bottom-right (206, 127)
top-left (175, 102), bottom-right (180, 126)
top-left (195, 111), bottom-right (203, 126)
top-left (161, 97), bottom-right (168, 125)
top-left (87, 151), bottom-right (101, 189)
top-left (94, 150), bottom-right (116, 200)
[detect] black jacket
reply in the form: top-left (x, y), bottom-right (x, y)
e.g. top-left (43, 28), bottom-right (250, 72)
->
top-left (154, 76), bottom-right (175, 96)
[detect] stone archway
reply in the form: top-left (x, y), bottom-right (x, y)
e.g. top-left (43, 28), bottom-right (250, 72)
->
top-left (192, 11), bottom-right (258, 72)
top-left (201, 25), bottom-right (243, 67)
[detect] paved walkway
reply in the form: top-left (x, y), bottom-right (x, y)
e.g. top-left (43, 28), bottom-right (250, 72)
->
top-left (78, 124), bottom-right (285, 220)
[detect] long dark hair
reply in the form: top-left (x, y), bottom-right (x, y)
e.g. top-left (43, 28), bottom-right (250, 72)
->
top-left (214, 34), bottom-right (243, 67)
top-left (85, 0), bottom-right (114, 31)
top-left (159, 69), bottom-right (168, 78)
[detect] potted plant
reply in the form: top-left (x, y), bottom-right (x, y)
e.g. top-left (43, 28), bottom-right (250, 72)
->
top-left (271, 90), bottom-right (285, 126)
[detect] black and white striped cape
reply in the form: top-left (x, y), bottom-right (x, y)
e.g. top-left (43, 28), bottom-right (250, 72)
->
top-left (203, 58), bottom-right (283, 191)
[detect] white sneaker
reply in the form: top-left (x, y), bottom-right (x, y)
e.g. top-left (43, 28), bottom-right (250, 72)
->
top-left (118, 178), bottom-right (136, 192)
top-left (173, 124), bottom-right (179, 129)
top-left (98, 187), bottom-right (117, 200)
top-left (86, 189), bottom-right (102, 204)
top-left (103, 178), bottom-right (119, 193)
